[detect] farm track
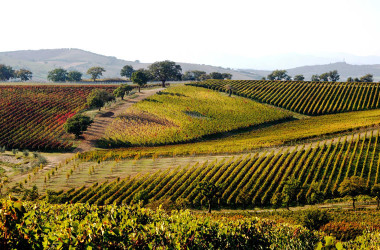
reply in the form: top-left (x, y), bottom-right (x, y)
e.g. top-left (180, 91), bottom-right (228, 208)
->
top-left (74, 88), bottom-right (165, 153)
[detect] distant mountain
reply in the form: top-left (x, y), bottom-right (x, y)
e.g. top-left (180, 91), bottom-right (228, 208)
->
top-left (0, 49), bottom-right (261, 81)
top-left (240, 62), bottom-right (380, 81)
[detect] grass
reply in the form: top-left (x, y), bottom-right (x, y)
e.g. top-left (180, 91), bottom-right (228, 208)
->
top-left (80, 107), bottom-right (380, 161)
top-left (99, 85), bottom-right (293, 147)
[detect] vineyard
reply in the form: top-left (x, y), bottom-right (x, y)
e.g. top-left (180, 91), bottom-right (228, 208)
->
top-left (0, 200), bottom-right (325, 249)
top-left (189, 80), bottom-right (380, 115)
top-left (99, 86), bottom-right (292, 147)
top-left (51, 131), bottom-right (380, 207)
top-left (0, 85), bottom-right (116, 150)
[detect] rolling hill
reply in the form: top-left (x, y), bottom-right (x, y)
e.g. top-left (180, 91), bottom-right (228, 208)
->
top-left (0, 48), bottom-right (261, 81)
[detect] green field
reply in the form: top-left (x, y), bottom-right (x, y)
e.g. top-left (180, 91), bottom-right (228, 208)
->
top-left (99, 85), bottom-right (293, 147)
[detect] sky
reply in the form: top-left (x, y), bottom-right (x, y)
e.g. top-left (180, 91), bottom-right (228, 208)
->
top-left (1, 0), bottom-right (380, 69)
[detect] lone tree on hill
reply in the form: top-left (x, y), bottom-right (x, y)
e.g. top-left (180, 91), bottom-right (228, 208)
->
top-left (319, 73), bottom-right (330, 82)
top-left (209, 72), bottom-right (224, 79)
top-left (371, 184), bottom-right (380, 210)
top-left (47, 68), bottom-right (67, 82)
top-left (311, 74), bottom-right (320, 81)
top-left (267, 70), bottom-right (290, 81)
top-left (87, 67), bottom-right (105, 81)
top-left (182, 70), bottom-right (206, 81)
top-left (328, 70), bottom-right (340, 82)
top-left (338, 176), bottom-right (366, 210)
top-left (120, 65), bottom-right (134, 79)
top-left (87, 89), bottom-right (115, 111)
top-left (222, 73), bottom-right (233, 80)
top-left (16, 69), bottom-right (32, 81)
top-left (148, 60), bottom-right (182, 87)
top-left (0, 64), bottom-right (15, 81)
top-left (64, 114), bottom-right (93, 139)
top-left (67, 71), bottom-right (83, 82)
top-left (113, 84), bottom-right (133, 100)
top-left (197, 182), bottom-right (223, 213)
top-left (360, 74), bottom-right (373, 82)
top-left (293, 75), bottom-right (305, 81)
top-left (131, 71), bottom-right (148, 92)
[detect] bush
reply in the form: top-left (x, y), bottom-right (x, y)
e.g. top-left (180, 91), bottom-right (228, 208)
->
top-left (320, 221), bottom-right (367, 241)
top-left (297, 209), bottom-right (331, 230)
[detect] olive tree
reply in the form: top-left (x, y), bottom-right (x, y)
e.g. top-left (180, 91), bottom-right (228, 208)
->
top-left (148, 60), bottom-right (182, 87)
top-left (87, 67), bottom-right (105, 81)
top-left (131, 71), bottom-right (148, 92)
top-left (338, 176), bottom-right (366, 210)
top-left (64, 114), bottom-right (93, 139)
top-left (113, 84), bottom-right (133, 100)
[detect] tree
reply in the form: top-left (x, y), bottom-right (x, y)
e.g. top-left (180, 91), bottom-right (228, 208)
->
top-left (328, 70), bottom-right (340, 82)
top-left (47, 68), bottom-right (67, 82)
top-left (360, 74), bottom-right (373, 82)
top-left (148, 60), bottom-right (182, 87)
top-left (182, 70), bottom-right (206, 81)
top-left (347, 77), bottom-right (354, 82)
top-left (209, 72), bottom-right (224, 79)
top-left (67, 71), bottom-right (82, 82)
top-left (293, 75), bottom-right (305, 81)
top-left (120, 65), bottom-right (134, 79)
top-left (87, 67), bottom-right (105, 81)
top-left (131, 71), bottom-right (148, 92)
top-left (225, 84), bottom-right (233, 97)
top-left (222, 73), bottom-right (233, 80)
top-left (338, 176), bottom-right (366, 210)
top-left (199, 73), bottom-right (211, 81)
top-left (371, 184), bottom-right (380, 210)
top-left (63, 114), bottom-right (93, 139)
top-left (87, 89), bottom-right (115, 111)
top-left (319, 73), bottom-right (330, 82)
top-left (354, 77), bottom-right (360, 82)
top-left (311, 74), bottom-right (320, 81)
top-left (282, 177), bottom-right (302, 210)
top-left (197, 182), bottom-right (223, 213)
top-left (0, 64), bottom-right (15, 81)
top-left (15, 69), bottom-right (32, 81)
top-left (267, 70), bottom-right (290, 81)
top-left (113, 84), bottom-right (133, 100)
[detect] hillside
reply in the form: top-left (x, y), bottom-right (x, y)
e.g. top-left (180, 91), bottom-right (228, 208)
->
top-left (0, 48), bottom-right (260, 81)
top-left (240, 62), bottom-right (380, 81)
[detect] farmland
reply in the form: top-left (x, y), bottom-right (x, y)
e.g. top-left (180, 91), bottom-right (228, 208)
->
top-left (2, 80), bottom-right (380, 248)
top-left (190, 80), bottom-right (380, 115)
top-left (100, 86), bottom-right (293, 147)
top-left (45, 131), bottom-right (380, 208)
top-left (0, 85), bottom-right (116, 150)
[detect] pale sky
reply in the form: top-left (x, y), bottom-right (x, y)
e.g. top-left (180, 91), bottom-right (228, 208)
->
top-left (2, 0), bottom-right (380, 68)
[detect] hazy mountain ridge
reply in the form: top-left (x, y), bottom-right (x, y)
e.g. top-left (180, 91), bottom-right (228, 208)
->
top-left (0, 49), bottom-right (260, 81)
top-left (1, 49), bottom-right (380, 82)
top-left (241, 62), bottom-right (380, 81)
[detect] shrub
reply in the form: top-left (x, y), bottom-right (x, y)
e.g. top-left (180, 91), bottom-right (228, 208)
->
top-left (297, 209), bottom-right (331, 230)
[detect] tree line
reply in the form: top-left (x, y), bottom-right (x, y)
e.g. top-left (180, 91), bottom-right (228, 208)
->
top-left (0, 65), bottom-right (32, 81)
top-left (1, 61), bottom-right (233, 83)
top-left (266, 69), bottom-right (375, 82)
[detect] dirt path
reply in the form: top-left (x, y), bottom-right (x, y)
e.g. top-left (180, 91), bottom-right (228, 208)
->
top-left (74, 88), bottom-right (164, 153)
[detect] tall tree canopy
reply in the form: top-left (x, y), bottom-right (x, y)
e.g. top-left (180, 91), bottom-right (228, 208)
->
top-left (131, 71), bottom-right (149, 92)
top-left (360, 74), bottom-right (373, 82)
top-left (120, 65), bottom-right (134, 79)
top-left (87, 67), bottom-right (105, 81)
top-left (67, 71), bottom-right (83, 82)
top-left (148, 60), bottom-right (182, 87)
top-left (47, 68), bottom-right (67, 82)
top-left (0, 64), bottom-right (15, 81)
top-left (267, 70), bottom-right (290, 81)
top-left (15, 69), bottom-right (32, 81)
